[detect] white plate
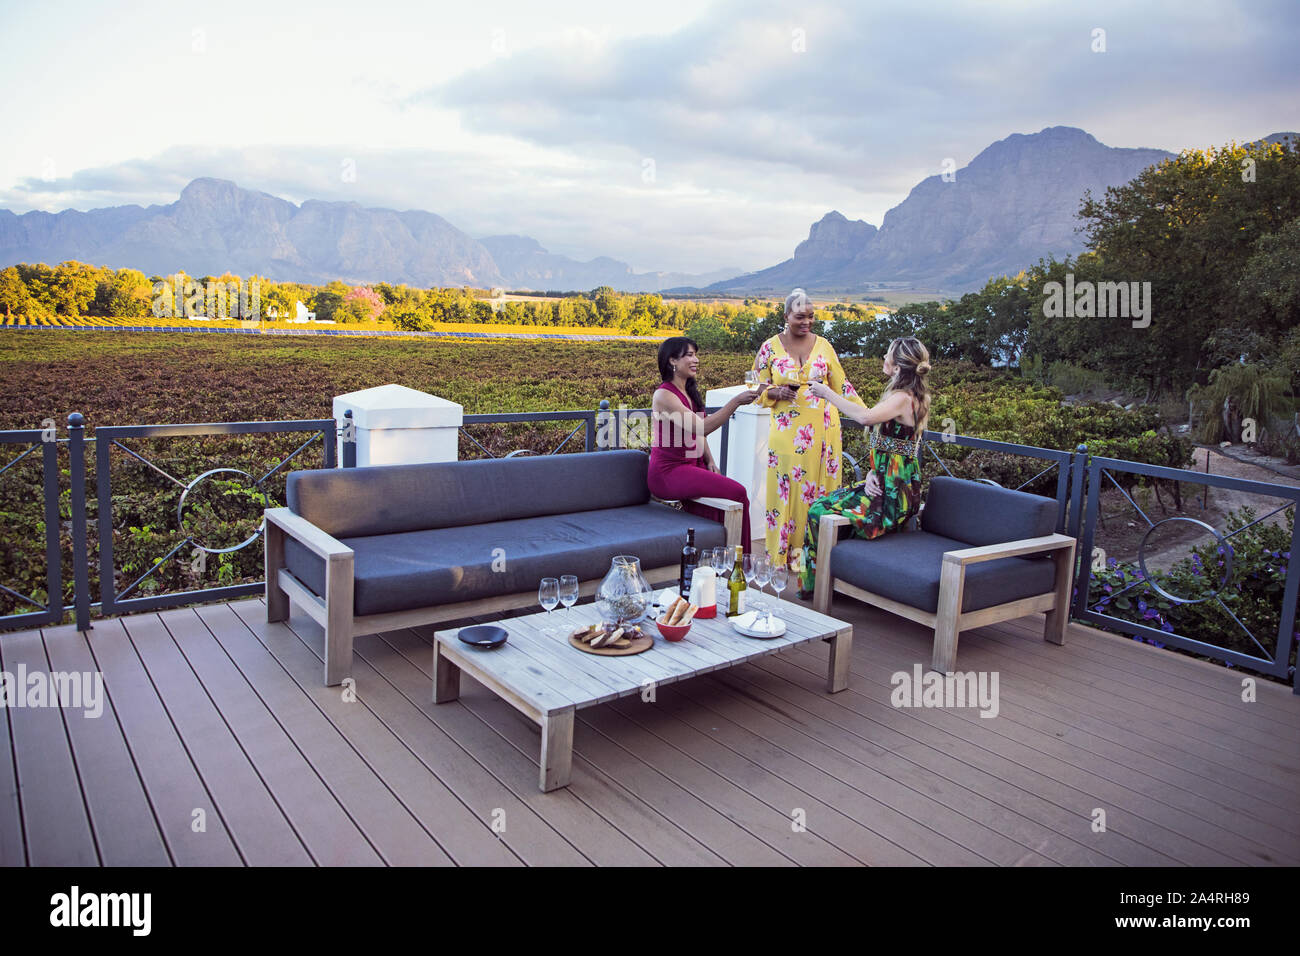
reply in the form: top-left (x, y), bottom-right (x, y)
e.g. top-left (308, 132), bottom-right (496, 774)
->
top-left (730, 611), bottom-right (786, 638)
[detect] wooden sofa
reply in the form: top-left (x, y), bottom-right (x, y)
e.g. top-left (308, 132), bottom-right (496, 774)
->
top-left (265, 450), bottom-right (743, 685)
top-left (812, 476), bottom-right (1076, 673)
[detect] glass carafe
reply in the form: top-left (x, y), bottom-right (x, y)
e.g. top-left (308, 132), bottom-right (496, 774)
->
top-left (596, 554), bottom-right (652, 625)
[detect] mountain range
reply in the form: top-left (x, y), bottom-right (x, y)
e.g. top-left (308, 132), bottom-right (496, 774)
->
top-left (0, 179), bottom-right (738, 292)
top-left (1, 126), bottom-right (1293, 295)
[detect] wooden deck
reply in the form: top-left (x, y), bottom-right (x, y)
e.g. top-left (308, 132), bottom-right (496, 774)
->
top-left (2, 593), bottom-right (1298, 866)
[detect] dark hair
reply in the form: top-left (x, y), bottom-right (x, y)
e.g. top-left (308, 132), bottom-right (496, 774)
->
top-left (657, 336), bottom-right (704, 411)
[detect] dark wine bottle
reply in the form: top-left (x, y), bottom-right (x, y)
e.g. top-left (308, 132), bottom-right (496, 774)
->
top-left (679, 528), bottom-right (697, 599)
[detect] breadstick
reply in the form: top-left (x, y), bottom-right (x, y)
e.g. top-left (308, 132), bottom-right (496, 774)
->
top-left (681, 603), bottom-right (699, 624)
top-left (668, 599), bottom-right (690, 626)
top-left (663, 597), bottom-right (686, 624)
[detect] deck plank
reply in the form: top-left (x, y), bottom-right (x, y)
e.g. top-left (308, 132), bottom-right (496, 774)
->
top-left (227, 600), bottom-right (523, 866)
top-left (79, 618), bottom-right (242, 865)
top-left (776, 626), bottom-right (1297, 864)
top-left (195, 603), bottom-right (453, 866)
top-left (912, 618), bottom-right (1300, 834)
top-left (0, 628), bottom-right (98, 865)
top-left (834, 611), bottom-right (1300, 860)
top-left (5, 592), bottom-right (1300, 868)
top-left (41, 623), bottom-right (170, 866)
top-left (284, 620), bottom-right (592, 866)
top-left (161, 608), bottom-right (383, 866)
top-left (121, 611), bottom-right (313, 865)
top-left (355, 628), bottom-right (662, 866)
top-left (0, 694), bottom-right (22, 865)
top-left (381, 625), bottom-right (720, 866)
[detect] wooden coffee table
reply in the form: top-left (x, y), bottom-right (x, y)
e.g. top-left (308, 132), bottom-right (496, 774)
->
top-left (432, 599), bottom-right (853, 791)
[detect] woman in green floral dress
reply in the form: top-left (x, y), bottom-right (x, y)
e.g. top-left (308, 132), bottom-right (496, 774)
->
top-left (798, 337), bottom-right (932, 598)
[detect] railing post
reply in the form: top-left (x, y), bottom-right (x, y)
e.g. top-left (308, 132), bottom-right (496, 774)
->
top-left (594, 400), bottom-right (611, 452)
top-left (41, 425), bottom-right (61, 628)
top-left (1071, 445), bottom-right (1094, 620)
top-left (323, 418), bottom-right (337, 469)
top-left (342, 409), bottom-right (356, 468)
top-left (67, 412), bottom-right (91, 631)
top-left (720, 416), bottom-right (730, 474)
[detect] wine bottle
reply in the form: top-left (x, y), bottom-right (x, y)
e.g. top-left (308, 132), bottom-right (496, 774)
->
top-left (679, 528), bottom-right (697, 600)
top-left (727, 544), bottom-right (747, 616)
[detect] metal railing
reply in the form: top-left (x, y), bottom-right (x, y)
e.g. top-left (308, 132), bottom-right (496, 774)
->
top-left (0, 427), bottom-right (61, 628)
top-left (1, 407), bottom-right (1295, 694)
top-left (1074, 454), bottom-right (1298, 683)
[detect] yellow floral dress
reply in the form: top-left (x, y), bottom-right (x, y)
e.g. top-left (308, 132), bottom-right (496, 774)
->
top-left (754, 334), bottom-right (865, 572)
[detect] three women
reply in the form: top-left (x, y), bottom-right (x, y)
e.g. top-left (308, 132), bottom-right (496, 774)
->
top-left (649, 298), bottom-right (933, 600)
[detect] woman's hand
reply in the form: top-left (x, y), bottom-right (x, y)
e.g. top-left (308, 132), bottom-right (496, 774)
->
top-left (865, 470), bottom-right (882, 497)
top-left (708, 459), bottom-right (721, 474)
top-left (765, 384), bottom-right (798, 403)
top-left (731, 388), bottom-right (760, 408)
top-left (806, 381), bottom-right (834, 401)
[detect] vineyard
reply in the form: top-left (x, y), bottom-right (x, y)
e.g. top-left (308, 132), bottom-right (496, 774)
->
top-left (0, 314), bottom-right (671, 338)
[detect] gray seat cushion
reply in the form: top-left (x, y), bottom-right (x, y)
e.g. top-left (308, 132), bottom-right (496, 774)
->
top-left (283, 502), bottom-right (726, 617)
top-left (829, 530), bottom-right (1056, 614)
top-left (286, 450), bottom-right (652, 538)
top-left (921, 476), bottom-right (1056, 546)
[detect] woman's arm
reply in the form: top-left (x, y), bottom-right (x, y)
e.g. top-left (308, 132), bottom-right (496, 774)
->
top-left (807, 382), bottom-right (909, 426)
top-left (652, 387), bottom-right (755, 439)
top-left (825, 347), bottom-right (866, 410)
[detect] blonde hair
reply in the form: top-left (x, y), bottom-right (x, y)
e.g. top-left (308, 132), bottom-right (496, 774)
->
top-left (784, 288), bottom-right (812, 317)
top-left (883, 337), bottom-right (932, 435)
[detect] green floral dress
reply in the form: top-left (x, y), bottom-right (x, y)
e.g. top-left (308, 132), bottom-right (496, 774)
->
top-left (798, 416), bottom-right (923, 596)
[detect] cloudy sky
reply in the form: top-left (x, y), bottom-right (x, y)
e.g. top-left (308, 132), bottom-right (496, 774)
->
top-left (1, 0), bottom-right (1296, 273)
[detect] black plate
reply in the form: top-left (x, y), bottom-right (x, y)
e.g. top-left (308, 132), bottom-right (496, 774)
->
top-left (458, 624), bottom-right (508, 648)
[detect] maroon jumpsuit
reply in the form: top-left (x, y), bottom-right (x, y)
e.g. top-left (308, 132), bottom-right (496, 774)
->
top-left (646, 382), bottom-right (752, 552)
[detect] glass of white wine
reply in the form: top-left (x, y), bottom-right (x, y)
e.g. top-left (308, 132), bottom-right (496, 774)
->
top-left (744, 370), bottom-right (760, 392)
top-left (538, 577), bottom-right (560, 635)
top-left (559, 574), bottom-right (579, 624)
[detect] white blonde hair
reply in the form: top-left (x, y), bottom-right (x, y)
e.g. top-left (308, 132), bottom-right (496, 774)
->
top-left (784, 288), bottom-right (812, 316)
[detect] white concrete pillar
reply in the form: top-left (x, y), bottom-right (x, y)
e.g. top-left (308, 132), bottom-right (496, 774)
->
top-left (705, 384), bottom-right (768, 542)
top-left (332, 384), bottom-right (463, 466)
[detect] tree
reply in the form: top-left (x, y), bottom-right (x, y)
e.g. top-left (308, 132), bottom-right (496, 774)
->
top-left (1077, 136), bottom-right (1300, 393)
top-left (336, 286), bottom-right (384, 324)
top-left (0, 266), bottom-right (36, 319)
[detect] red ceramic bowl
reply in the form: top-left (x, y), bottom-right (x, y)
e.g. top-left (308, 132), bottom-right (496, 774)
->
top-left (655, 616), bottom-right (691, 642)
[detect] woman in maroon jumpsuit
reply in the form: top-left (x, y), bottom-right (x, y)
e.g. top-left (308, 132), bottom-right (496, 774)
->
top-left (647, 337), bottom-right (758, 552)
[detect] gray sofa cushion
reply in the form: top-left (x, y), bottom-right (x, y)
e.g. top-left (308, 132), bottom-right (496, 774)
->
top-left (283, 501), bottom-right (726, 617)
top-left (830, 530), bottom-right (1056, 614)
top-left (921, 476), bottom-right (1056, 546)
top-left (286, 450), bottom-right (652, 538)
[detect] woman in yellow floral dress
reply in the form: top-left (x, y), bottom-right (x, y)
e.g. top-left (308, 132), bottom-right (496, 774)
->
top-left (753, 288), bottom-right (865, 574)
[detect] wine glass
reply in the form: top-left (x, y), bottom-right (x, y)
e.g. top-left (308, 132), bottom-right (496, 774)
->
top-left (712, 546), bottom-right (729, 578)
top-left (743, 370), bottom-right (760, 392)
top-left (742, 554), bottom-right (755, 616)
top-left (538, 577), bottom-right (559, 634)
top-left (753, 554), bottom-right (771, 625)
top-left (768, 564), bottom-right (788, 628)
top-left (559, 574), bottom-right (579, 624)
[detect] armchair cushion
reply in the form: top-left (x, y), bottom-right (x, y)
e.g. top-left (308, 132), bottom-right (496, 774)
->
top-left (830, 530), bottom-right (1056, 614)
top-left (921, 476), bottom-right (1056, 547)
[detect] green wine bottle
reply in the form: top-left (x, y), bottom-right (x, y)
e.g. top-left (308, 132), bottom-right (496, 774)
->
top-left (727, 545), bottom-right (747, 616)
